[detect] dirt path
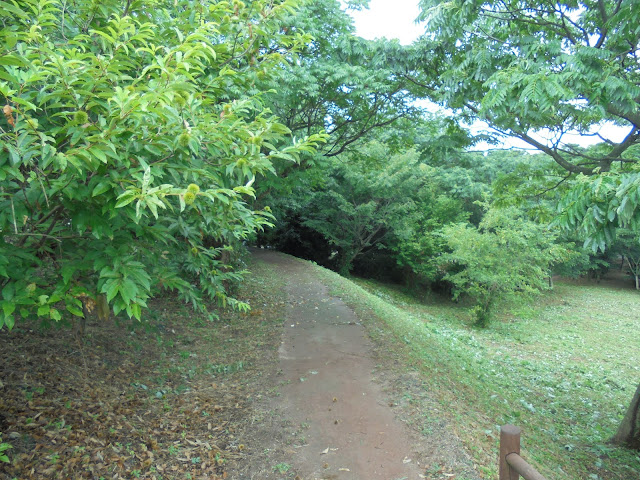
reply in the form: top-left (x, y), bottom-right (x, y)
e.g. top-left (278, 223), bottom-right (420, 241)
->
top-left (247, 250), bottom-right (426, 479)
top-left (0, 247), bottom-right (476, 480)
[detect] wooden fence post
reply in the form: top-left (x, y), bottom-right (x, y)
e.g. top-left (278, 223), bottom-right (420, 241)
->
top-left (500, 424), bottom-right (521, 480)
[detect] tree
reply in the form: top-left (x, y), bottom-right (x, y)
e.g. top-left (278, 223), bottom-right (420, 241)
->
top-left (413, 0), bottom-right (640, 175)
top-left (0, 0), bottom-right (325, 330)
top-left (611, 383), bottom-right (640, 449)
top-left (257, 117), bottom-right (479, 277)
top-left (439, 207), bottom-right (563, 326)
top-left (412, 1), bottom-right (640, 445)
top-left (251, 1), bottom-right (426, 266)
top-left (264, 0), bottom-right (419, 158)
top-left (390, 191), bottom-right (466, 287)
top-left (620, 240), bottom-right (640, 290)
top-left (300, 143), bottom-right (427, 274)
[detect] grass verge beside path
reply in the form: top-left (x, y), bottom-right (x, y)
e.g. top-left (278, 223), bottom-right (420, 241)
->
top-left (311, 264), bottom-right (640, 480)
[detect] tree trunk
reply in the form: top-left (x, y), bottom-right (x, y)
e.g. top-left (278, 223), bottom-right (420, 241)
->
top-left (635, 275), bottom-right (639, 291)
top-left (96, 294), bottom-right (110, 321)
top-left (338, 248), bottom-right (361, 275)
top-left (75, 302), bottom-right (88, 337)
top-left (611, 383), bottom-right (640, 450)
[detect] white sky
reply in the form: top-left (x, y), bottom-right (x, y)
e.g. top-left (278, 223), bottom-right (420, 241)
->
top-left (348, 0), bottom-right (424, 45)
top-left (347, 1), bottom-right (629, 150)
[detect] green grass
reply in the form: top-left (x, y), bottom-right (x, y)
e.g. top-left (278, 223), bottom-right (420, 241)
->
top-left (310, 266), bottom-right (640, 480)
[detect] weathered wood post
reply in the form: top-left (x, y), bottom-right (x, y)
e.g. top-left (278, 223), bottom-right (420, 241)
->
top-left (500, 424), bottom-right (521, 480)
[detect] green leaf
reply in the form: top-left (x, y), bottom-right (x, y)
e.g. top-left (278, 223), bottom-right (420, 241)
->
top-left (115, 192), bottom-right (137, 208)
top-left (2, 284), bottom-right (14, 301)
top-left (66, 304), bottom-right (84, 317)
top-left (92, 181), bottom-right (111, 197)
top-left (89, 147), bottom-right (107, 164)
top-left (104, 280), bottom-right (121, 303)
top-left (61, 265), bottom-right (76, 284)
top-left (119, 278), bottom-right (138, 304)
top-left (0, 55), bottom-right (28, 67)
top-left (130, 303), bottom-right (142, 320)
top-left (2, 301), bottom-right (15, 317)
top-left (142, 166), bottom-right (152, 194)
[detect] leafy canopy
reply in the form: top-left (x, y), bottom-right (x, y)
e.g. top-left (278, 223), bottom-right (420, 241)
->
top-left (265, 0), bottom-right (419, 158)
top-left (0, 0), bottom-right (325, 330)
top-left (415, 0), bottom-right (640, 175)
top-left (301, 142), bottom-right (433, 273)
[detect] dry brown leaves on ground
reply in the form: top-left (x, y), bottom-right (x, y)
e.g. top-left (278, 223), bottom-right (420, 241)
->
top-left (0, 283), bottom-right (286, 480)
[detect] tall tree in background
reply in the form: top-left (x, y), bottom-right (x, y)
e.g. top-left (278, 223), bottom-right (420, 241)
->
top-left (300, 142), bottom-right (440, 274)
top-left (264, 0), bottom-right (419, 159)
top-left (253, 0), bottom-right (423, 257)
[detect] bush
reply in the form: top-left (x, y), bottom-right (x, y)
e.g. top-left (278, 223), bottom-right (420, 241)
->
top-left (0, 0), bottom-right (324, 329)
top-left (439, 207), bottom-right (563, 326)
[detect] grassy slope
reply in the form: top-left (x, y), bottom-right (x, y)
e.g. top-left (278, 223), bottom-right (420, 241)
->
top-left (308, 264), bottom-right (640, 480)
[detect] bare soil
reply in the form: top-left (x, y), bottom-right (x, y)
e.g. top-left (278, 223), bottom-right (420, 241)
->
top-left (229, 250), bottom-right (479, 480)
top-left (0, 250), bottom-right (479, 480)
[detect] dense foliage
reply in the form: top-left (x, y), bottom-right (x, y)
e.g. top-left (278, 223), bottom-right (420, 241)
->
top-left (409, 1), bottom-right (640, 291)
top-left (439, 207), bottom-right (563, 326)
top-left (2, 0), bottom-right (636, 327)
top-left (0, 0), bottom-right (325, 329)
top-left (414, 0), bottom-right (640, 175)
top-left (266, 0), bottom-right (419, 157)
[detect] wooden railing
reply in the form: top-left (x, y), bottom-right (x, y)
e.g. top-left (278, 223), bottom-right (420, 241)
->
top-left (499, 425), bottom-right (549, 480)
